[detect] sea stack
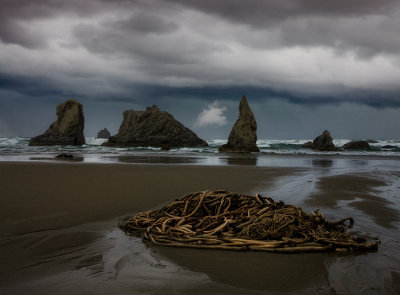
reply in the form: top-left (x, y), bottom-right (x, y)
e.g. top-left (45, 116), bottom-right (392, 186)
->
top-left (29, 99), bottom-right (85, 146)
top-left (97, 128), bottom-right (111, 139)
top-left (103, 105), bottom-right (208, 149)
top-left (311, 130), bottom-right (337, 151)
top-left (219, 96), bottom-right (259, 153)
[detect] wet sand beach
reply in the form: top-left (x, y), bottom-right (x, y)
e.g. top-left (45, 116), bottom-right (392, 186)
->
top-left (0, 159), bottom-right (400, 294)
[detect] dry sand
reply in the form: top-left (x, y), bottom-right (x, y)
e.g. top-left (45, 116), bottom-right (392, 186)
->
top-left (0, 161), bottom-right (399, 294)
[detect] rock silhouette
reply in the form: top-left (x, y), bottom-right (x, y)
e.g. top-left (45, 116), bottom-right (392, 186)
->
top-left (219, 96), bottom-right (259, 153)
top-left (103, 105), bottom-right (207, 149)
top-left (311, 130), bottom-right (337, 151)
top-left (343, 141), bottom-right (370, 150)
top-left (29, 99), bottom-right (85, 146)
top-left (97, 128), bottom-right (110, 139)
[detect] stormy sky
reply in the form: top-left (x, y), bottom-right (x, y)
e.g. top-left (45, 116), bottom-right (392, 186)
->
top-left (1, 0), bottom-right (400, 139)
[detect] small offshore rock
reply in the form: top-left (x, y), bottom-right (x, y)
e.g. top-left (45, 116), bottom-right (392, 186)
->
top-left (343, 141), bottom-right (371, 150)
top-left (55, 153), bottom-right (74, 159)
top-left (29, 99), bottom-right (85, 146)
top-left (302, 141), bottom-right (313, 148)
top-left (219, 96), bottom-right (259, 153)
top-left (312, 130), bottom-right (338, 151)
top-left (103, 105), bottom-right (207, 149)
top-left (97, 128), bottom-right (111, 139)
top-left (382, 145), bottom-right (395, 149)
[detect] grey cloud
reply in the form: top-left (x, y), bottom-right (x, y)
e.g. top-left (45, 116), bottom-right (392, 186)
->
top-left (169, 0), bottom-right (397, 26)
top-left (0, 19), bottom-right (47, 48)
top-left (273, 14), bottom-right (400, 57)
top-left (112, 13), bottom-right (180, 34)
top-left (169, 0), bottom-right (400, 57)
top-left (0, 0), bottom-right (135, 48)
top-left (2, 0), bottom-right (400, 57)
top-left (0, 0), bottom-right (121, 20)
top-left (73, 14), bottom-right (223, 66)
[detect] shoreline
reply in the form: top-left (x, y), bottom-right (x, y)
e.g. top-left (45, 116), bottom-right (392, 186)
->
top-left (2, 151), bottom-right (400, 169)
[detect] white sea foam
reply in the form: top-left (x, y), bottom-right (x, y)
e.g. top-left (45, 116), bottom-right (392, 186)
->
top-left (85, 138), bottom-right (108, 146)
top-left (0, 137), bottom-right (399, 161)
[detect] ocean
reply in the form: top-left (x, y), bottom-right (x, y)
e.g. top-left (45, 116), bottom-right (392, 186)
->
top-left (1, 137), bottom-right (400, 163)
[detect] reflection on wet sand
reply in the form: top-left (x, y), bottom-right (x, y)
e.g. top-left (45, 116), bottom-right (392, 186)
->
top-left (0, 227), bottom-right (103, 287)
top-left (117, 155), bottom-right (201, 164)
top-left (221, 156), bottom-right (258, 166)
top-left (29, 156), bottom-right (84, 162)
top-left (312, 159), bottom-right (333, 168)
top-left (153, 246), bottom-right (330, 292)
top-left (116, 155), bottom-right (260, 166)
top-left (306, 174), bottom-right (400, 228)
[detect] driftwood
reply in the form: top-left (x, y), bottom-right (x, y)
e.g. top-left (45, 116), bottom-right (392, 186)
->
top-left (120, 190), bottom-right (379, 253)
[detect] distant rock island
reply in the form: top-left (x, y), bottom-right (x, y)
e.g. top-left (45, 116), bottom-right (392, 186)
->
top-left (103, 105), bottom-right (207, 149)
top-left (219, 96), bottom-right (259, 153)
top-left (97, 128), bottom-right (110, 139)
top-left (313, 130), bottom-right (338, 151)
top-left (29, 99), bottom-right (85, 146)
top-left (303, 130), bottom-right (338, 151)
top-left (343, 140), bottom-right (370, 150)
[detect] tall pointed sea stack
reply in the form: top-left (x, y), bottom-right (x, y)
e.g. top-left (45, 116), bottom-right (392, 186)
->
top-left (312, 130), bottom-right (337, 151)
top-left (103, 105), bottom-right (208, 149)
top-left (29, 99), bottom-right (85, 146)
top-left (219, 96), bottom-right (259, 153)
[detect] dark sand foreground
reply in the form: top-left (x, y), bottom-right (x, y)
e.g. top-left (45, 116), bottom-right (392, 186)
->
top-left (0, 162), bottom-right (292, 236)
top-left (0, 161), bottom-right (400, 294)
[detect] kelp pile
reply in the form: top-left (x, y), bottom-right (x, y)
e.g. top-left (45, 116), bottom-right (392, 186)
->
top-left (120, 190), bottom-right (379, 253)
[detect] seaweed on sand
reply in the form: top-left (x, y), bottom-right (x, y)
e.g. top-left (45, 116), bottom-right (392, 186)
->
top-left (120, 190), bottom-right (379, 253)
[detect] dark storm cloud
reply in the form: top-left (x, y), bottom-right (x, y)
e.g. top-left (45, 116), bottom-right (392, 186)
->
top-left (112, 12), bottom-right (180, 34)
top-left (169, 0), bottom-right (396, 25)
top-left (0, 0), bottom-right (145, 48)
top-left (0, 19), bottom-right (46, 48)
top-left (168, 0), bottom-right (400, 56)
top-left (2, 69), bottom-right (400, 113)
top-left (73, 19), bottom-right (198, 64)
top-left (1, 0), bottom-right (400, 55)
top-left (0, 0), bottom-right (90, 47)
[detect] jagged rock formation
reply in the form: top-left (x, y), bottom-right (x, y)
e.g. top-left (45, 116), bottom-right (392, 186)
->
top-left (97, 128), bottom-right (110, 139)
top-left (29, 99), bottom-right (85, 146)
top-left (219, 96), bottom-right (259, 153)
top-left (343, 141), bottom-right (370, 150)
top-left (311, 130), bottom-right (338, 151)
top-left (103, 105), bottom-right (207, 149)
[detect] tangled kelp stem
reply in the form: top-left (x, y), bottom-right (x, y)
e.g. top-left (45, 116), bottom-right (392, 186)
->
top-left (120, 190), bottom-right (379, 253)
